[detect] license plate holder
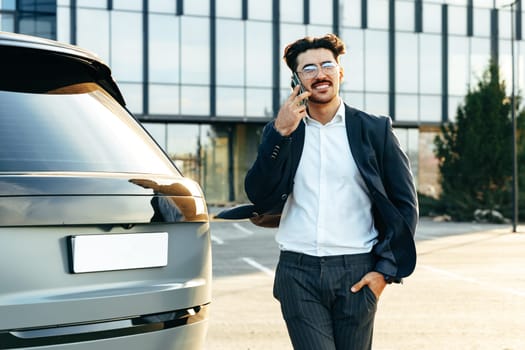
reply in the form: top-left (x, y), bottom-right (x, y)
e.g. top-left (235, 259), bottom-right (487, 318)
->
top-left (68, 232), bottom-right (168, 273)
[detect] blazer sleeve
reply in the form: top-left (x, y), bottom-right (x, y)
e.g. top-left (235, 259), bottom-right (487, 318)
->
top-left (373, 116), bottom-right (419, 279)
top-left (244, 121), bottom-right (294, 214)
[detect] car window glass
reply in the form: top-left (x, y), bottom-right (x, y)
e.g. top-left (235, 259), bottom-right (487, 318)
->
top-left (0, 86), bottom-right (178, 175)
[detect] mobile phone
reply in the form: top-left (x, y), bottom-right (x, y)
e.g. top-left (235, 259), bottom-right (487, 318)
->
top-left (291, 73), bottom-right (307, 106)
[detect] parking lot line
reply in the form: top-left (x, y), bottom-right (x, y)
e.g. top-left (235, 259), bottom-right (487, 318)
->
top-left (418, 264), bottom-right (525, 297)
top-left (241, 257), bottom-right (274, 277)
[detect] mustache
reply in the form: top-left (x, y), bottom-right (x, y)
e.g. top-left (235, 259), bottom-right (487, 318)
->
top-left (311, 79), bottom-right (332, 86)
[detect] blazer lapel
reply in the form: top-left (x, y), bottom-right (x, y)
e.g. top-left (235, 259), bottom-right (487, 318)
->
top-left (344, 105), bottom-right (387, 197)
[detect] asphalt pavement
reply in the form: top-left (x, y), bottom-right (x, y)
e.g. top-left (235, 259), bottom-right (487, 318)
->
top-left (205, 212), bottom-right (525, 350)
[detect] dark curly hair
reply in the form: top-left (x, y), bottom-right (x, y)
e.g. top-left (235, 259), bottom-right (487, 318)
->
top-left (283, 33), bottom-right (346, 72)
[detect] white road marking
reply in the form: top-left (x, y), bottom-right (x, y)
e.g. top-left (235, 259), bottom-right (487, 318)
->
top-left (418, 264), bottom-right (525, 297)
top-left (241, 257), bottom-right (275, 277)
top-left (233, 222), bottom-right (254, 235)
top-left (211, 235), bottom-right (224, 245)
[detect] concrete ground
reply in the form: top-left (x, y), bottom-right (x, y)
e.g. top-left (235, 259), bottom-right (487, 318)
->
top-left (205, 218), bottom-right (525, 350)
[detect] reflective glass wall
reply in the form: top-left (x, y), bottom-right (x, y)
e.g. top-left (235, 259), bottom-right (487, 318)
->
top-left (7, 0), bottom-right (523, 202)
top-left (1, 0), bottom-right (56, 38)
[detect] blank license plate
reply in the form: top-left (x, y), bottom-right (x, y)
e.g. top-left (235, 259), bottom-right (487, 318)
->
top-left (69, 232), bottom-right (168, 273)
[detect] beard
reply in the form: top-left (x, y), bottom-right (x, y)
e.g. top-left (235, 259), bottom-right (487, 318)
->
top-left (307, 79), bottom-right (339, 105)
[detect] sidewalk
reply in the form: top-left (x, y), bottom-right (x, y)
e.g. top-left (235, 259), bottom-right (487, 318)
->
top-left (207, 217), bottom-right (525, 350)
top-left (373, 222), bottom-right (525, 350)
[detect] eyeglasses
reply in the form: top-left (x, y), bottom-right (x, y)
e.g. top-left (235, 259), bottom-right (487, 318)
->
top-left (297, 61), bottom-right (338, 79)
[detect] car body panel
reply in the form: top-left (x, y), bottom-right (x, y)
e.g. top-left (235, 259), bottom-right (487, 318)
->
top-left (0, 32), bottom-right (212, 349)
top-left (0, 174), bottom-right (208, 226)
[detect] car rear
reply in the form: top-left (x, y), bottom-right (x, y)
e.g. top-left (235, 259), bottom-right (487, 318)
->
top-left (0, 32), bottom-right (211, 349)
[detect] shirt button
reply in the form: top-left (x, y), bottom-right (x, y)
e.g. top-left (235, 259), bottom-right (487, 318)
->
top-left (281, 194), bottom-right (288, 200)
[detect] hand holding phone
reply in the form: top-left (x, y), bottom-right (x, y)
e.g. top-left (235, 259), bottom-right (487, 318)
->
top-left (291, 73), bottom-right (308, 106)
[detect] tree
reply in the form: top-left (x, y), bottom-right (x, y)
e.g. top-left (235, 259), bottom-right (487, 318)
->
top-left (434, 62), bottom-right (513, 221)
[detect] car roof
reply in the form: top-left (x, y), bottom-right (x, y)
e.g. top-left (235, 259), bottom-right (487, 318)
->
top-left (0, 31), bottom-right (104, 64)
top-left (0, 31), bottom-right (126, 106)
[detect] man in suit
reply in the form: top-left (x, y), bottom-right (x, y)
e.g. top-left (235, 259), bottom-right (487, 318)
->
top-left (244, 34), bottom-right (418, 349)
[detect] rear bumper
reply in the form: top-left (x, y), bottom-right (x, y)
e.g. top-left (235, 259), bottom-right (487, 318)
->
top-left (0, 304), bottom-right (209, 350)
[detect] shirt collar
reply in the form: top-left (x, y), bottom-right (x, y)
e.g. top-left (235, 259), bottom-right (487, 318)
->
top-left (303, 98), bottom-right (345, 127)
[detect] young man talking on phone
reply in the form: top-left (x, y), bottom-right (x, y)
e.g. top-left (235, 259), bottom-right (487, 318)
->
top-left (244, 34), bottom-right (418, 349)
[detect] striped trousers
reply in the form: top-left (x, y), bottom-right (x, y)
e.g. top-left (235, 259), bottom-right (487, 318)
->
top-left (273, 251), bottom-right (378, 350)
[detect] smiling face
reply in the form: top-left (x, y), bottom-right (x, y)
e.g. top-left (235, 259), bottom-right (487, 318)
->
top-left (296, 48), bottom-right (344, 107)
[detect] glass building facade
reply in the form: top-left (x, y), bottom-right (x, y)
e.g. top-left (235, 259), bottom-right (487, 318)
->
top-left (1, 0), bottom-right (523, 203)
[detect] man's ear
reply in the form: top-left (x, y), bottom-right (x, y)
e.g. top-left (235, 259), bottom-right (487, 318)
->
top-left (339, 66), bottom-right (345, 84)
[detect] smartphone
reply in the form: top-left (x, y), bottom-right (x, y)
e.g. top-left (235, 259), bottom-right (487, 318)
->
top-left (291, 72), bottom-right (307, 106)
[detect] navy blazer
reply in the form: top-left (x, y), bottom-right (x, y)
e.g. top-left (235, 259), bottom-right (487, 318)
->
top-left (244, 104), bottom-right (418, 279)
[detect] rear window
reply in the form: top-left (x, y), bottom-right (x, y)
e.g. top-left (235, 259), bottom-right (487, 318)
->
top-left (0, 84), bottom-right (177, 175)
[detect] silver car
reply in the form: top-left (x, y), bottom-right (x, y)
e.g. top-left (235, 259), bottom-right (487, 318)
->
top-left (0, 32), bottom-right (211, 349)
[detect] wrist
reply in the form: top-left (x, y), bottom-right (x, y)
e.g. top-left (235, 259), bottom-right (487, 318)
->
top-left (383, 274), bottom-right (394, 284)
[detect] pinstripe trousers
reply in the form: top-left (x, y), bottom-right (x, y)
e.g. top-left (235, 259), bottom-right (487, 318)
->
top-left (273, 251), bottom-right (377, 350)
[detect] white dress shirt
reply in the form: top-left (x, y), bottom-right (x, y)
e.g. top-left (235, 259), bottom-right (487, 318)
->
top-left (276, 100), bottom-right (378, 256)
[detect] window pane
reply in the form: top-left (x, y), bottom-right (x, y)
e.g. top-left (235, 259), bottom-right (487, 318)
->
top-left (181, 85), bottom-right (209, 115)
top-left (217, 0), bottom-right (241, 18)
top-left (185, 0), bottom-right (209, 16)
top-left (423, 3), bottom-right (441, 33)
top-left (217, 19), bottom-right (244, 86)
top-left (310, 0), bottom-right (332, 25)
top-left (181, 17), bottom-right (209, 84)
top-left (341, 0), bottom-right (361, 28)
top-left (396, 94), bottom-right (418, 122)
top-left (1, 0), bottom-right (16, 10)
top-left (149, 14), bottom-right (179, 83)
top-left (18, 13), bottom-right (56, 39)
top-left (143, 123), bottom-right (167, 150)
top-left (499, 9), bottom-right (512, 39)
top-left (368, 0), bottom-right (389, 30)
top-left (246, 21), bottom-right (272, 87)
top-left (473, 7), bottom-right (490, 37)
top-left (364, 93), bottom-right (388, 116)
top-left (200, 125), bottom-right (229, 202)
top-left (113, 0), bottom-right (142, 11)
top-left (364, 31), bottom-right (388, 92)
top-left (56, 7), bottom-right (70, 43)
top-left (246, 88), bottom-right (272, 118)
top-left (111, 11), bottom-right (143, 82)
top-left (167, 124), bottom-right (200, 181)
top-left (420, 95), bottom-right (441, 122)
top-left (396, 0), bottom-right (414, 31)
top-left (77, 0), bottom-right (106, 8)
top-left (119, 83), bottom-right (143, 114)
top-left (306, 24), bottom-right (333, 37)
top-left (340, 28), bottom-right (364, 92)
top-left (149, 0), bottom-right (175, 13)
top-left (342, 92), bottom-right (364, 110)
top-left (248, 0), bottom-right (272, 20)
top-left (396, 32), bottom-right (419, 93)
top-left (217, 87), bottom-right (244, 116)
top-left (0, 13), bottom-right (14, 31)
top-left (448, 5), bottom-right (466, 36)
top-left (470, 37), bottom-right (490, 88)
top-left (77, 9), bottom-right (110, 62)
top-left (280, 0), bottom-right (303, 23)
top-left (149, 84), bottom-right (179, 114)
top-left (448, 95), bottom-right (462, 123)
top-left (449, 37), bottom-right (469, 96)
top-left (420, 34), bottom-right (441, 94)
